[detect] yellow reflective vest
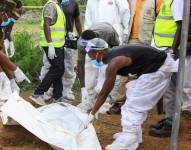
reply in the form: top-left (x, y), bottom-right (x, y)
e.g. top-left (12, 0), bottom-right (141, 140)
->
top-left (154, 0), bottom-right (177, 47)
top-left (40, 0), bottom-right (66, 48)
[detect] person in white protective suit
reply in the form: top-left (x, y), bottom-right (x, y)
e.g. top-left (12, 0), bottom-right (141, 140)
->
top-left (84, 0), bottom-right (130, 44)
top-left (83, 38), bottom-right (178, 150)
top-left (77, 22), bottom-right (120, 112)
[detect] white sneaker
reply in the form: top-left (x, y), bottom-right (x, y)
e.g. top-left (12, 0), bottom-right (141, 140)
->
top-left (29, 94), bottom-right (48, 106)
top-left (44, 87), bottom-right (53, 99)
top-left (14, 67), bottom-right (31, 83)
top-left (10, 79), bottom-right (20, 94)
top-left (105, 132), bottom-right (139, 150)
top-left (77, 101), bottom-right (94, 113)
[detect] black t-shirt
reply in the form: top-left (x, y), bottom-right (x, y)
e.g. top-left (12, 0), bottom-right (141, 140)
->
top-left (61, 0), bottom-right (80, 32)
top-left (108, 44), bottom-right (167, 77)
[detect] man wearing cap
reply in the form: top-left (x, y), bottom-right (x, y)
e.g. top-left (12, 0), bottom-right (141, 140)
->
top-left (83, 38), bottom-right (178, 150)
top-left (77, 22), bottom-right (120, 112)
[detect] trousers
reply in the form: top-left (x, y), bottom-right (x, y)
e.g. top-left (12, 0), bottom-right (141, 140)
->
top-left (62, 48), bottom-right (76, 96)
top-left (121, 54), bottom-right (178, 142)
top-left (164, 56), bottom-right (191, 118)
top-left (35, 47), bottom-right (65, 99)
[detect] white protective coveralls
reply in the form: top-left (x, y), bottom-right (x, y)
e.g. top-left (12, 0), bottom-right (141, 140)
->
top-left (81, 0), bottom-right (130, 112)
top-left (1, 93), bottom-right (102, 150)
top-left (112, 54), bottom-right (179, 149)
top-left (84, 0), bottom-right (130, 44)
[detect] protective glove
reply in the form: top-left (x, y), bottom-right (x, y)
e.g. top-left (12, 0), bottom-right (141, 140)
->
top-left (84, 112), bottom-right (95, 129)
top-left (81, 87), bottom-right (88, 102)
top-left (48, 43), bottom-right (57, 60)
top-left (4, 39), bottom-right (10, 52)
top-left (14, 67), bottom-right (31, 83)
top-left (9, 41), bottom-right (15, 57)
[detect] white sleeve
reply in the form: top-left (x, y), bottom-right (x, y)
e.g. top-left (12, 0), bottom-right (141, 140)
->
top-left (116, 0), bottom-right (130, 35)
top-left (171, 0), bottom-right (184, 21)
top-left (84, 0), bottom-right (93, 29)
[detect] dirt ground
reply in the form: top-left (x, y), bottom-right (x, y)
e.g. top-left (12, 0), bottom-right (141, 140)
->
top-left (0, 93), bottom-right (191, 150)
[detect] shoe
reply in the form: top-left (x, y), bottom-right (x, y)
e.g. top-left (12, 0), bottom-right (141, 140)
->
top-left (52, 97), bottom-right (64, 103)
top-left (149, 119), bottom-right (172, 138)
top-left (149, 118), bottom-right (171, 130)
top-left (29, 94), bottom-right (48, 106)
top-left (106, 102), bottom-right (122, 115)
top-left (105, 132), bottom-right (139, 150)
top-left (77, 102), bottom-right (94, 113)
top-left (14, 67), bottom-right (31, 83)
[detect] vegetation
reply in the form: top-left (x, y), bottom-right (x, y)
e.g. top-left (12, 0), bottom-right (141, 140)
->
top-left (21, 0), bottom-right (87, 6)
top-left (12, 32), bottom-right (42, 81)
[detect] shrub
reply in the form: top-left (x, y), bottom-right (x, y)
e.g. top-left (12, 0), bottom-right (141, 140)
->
top-left (12, 32), bottom-right (42, 81)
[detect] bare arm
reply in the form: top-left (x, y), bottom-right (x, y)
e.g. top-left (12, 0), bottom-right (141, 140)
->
top-left (91, 56), bottom-right (132, 115)
top-left (172, 21), bottom-right (182, 52)
top-left (75, 16), bottom-right (82, 36)
top-left (44, 17), bottom-right (52, 43)
top-left (91, 64), bottom-right (117, 115)
top-left (77, 53), bottom-right (85, 87)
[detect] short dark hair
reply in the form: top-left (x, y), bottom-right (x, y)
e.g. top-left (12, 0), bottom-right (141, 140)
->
top-left (81, 30), bottom-right (98, 40)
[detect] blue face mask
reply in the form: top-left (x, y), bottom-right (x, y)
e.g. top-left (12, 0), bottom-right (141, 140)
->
top-left (90, 53), bottom-right (106, 68)
top-left (1, 18), bottom-right (16, 27)
top-left (91, 60), bottom-right (106, 68)
top-left (61, 0), bottom-right (70, 6)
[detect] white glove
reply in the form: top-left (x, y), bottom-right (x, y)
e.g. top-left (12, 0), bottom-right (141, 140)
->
top-left (81, 87), bottom-right (88, 102)
top-left (48, 43), bottom-right (57, 60)
top-left (4, 39), bottom-right (10, 50)
top-left (84, 112), bottom-right (95, 129)
top-left (9, 41), bottom-right (15, 58)
top-left (4, 39), bottom-right (10, 57)
top-left (14, 67), bottom-right (31, 83)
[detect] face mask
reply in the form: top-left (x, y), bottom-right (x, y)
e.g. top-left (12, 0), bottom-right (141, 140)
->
top-left (91, 53), bottom-right (106, 68)
top-left (1, 18), bottom-right (16, 27)
top-left (61, 0), bottom-right (70, 6)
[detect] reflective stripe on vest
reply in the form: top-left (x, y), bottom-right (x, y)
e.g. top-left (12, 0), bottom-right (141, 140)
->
top-left (40, 0), bottom-right (66, 48)
top-left (154, 0), bottom-right (177, 47)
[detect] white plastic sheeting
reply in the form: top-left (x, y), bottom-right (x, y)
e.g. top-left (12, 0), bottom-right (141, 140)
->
top-left (1, 93), bottom-right (102, 150)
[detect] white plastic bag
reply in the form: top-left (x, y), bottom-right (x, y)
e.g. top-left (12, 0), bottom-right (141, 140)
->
top-left (1, 93), bottom-right (102, 150)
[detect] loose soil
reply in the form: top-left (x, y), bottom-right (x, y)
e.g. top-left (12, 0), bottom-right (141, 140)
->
top-left (0, 92), bottom-right (190, 150)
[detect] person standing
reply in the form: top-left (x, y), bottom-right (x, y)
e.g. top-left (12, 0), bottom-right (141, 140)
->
top-left (61, 0), bottom-right (82, 101)
top-left (149, 0), bottom-right (191, 138)
top-left (31, 0), bottom-right (66, 105)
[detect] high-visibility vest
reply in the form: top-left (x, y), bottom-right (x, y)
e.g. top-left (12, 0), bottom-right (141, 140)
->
top-left (40, 0), bottom-right (66, 48)
top-left (154, 0), bottom-right (177, 47)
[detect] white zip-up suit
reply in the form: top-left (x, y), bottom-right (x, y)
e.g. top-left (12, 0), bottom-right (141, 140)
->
top-left (82, 0), bottom-right (130, 110)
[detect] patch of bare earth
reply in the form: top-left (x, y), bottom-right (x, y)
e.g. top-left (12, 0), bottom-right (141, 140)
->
top-left (0, 92), bottom-right (190, 150)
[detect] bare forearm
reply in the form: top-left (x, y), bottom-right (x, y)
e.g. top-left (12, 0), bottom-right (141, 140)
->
top-left (44, 22), bottom-right (52, 43)
top-left (75, 17), bottom-right (82, 36)
top-left (172, 21), bottom-right (182, 51)
top-left (92, 93), bottom-right (108, 115)
top-left (77, 60), bottom-right (85, 87)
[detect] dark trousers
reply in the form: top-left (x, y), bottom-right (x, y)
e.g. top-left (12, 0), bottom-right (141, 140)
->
top-left (34, 47), bottom-right (65, 99)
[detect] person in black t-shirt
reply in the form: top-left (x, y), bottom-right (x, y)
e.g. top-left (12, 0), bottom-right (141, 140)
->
top-left (82, 38), bottom-right (178, 150)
